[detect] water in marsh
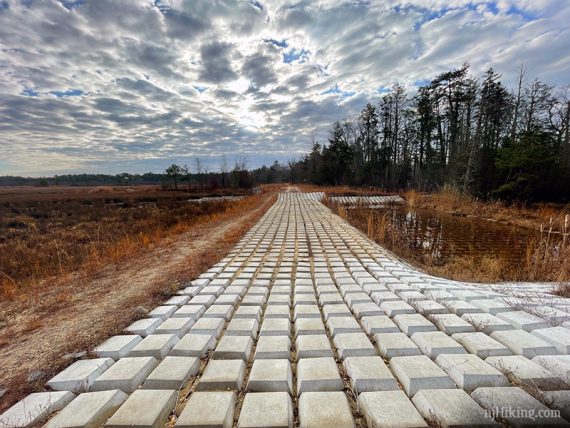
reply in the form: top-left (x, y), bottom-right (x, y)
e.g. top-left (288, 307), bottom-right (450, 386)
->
top-left (343, 205), bottom-right (563, 280)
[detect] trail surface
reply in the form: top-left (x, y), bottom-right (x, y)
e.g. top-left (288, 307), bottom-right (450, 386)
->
top-left (2, 192), bottom-right (569, 427)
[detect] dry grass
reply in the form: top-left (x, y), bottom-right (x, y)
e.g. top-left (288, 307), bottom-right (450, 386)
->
top-left (0, 186), bottom-right (261, 300)
top-left (327, 198), bottom-right (570, 283)
top-left (0, 185), bottom-right (280, 413)
top-left (417, 185), bottom-right (570, 233)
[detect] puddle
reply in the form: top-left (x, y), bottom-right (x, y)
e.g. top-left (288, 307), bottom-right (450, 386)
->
top-left (343, 206), bottom-right (562, 274)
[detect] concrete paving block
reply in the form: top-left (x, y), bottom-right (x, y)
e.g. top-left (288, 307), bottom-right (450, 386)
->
top-left (169, 334), bottom-right (216, 358)
top-left (124, 318), bottom-right (161, 337)
top-left (190, 278), bottom-right (209, 288)
top-left (358, 390), bottom-right (428, 428)
top-left (451, 332), bottom-right (512, 358)
top-left (430, 313), bottom-right (476, 335)
top-left (164, 295), bottom-right (191, 306)
top-left (486, 355), bottom-right (565, 389)
top-left (399, 290), bottom-right (430, 303)
top-left (178, 285), bottom-right (201, 297)
top-left (226, 318), bottom-right (259, 338)
top-left (412, 389), bottom-right (497, 427)
top-left (265, 305), bottom-right (290, 319)
top-left (105, 389), bottom-right (177, 428)
top-left (296, 357), bottom-right (343, 394)
top-left (203, 304), bottom-right (234, 321)
top-left (148, 305), bottom-right (177, 320)
top-left (333, 332), bottom-right (376, 359)
top-left (532, 326), bottom-right (570, 354)
top-left (461, 313), bottom-right (514, 334)
top-left (238, 392), bottom-right (294, 428)
top-left (143, 356), bottom-right (200, 389)
top-left (361, 315), bottom-right (399, 334)
top-left (325, 317), bottom-right (362, 337)
top-left (233, 305), bottom-right (262, 321)
top-left (189, 317), bottom-right (225, 339)
top-left (298, 392), bottom-right (355, 428)
top-left (176, 392), bottom-right (237, 427)
top-left (497, 310), bottom-right (551, 331)
top-left (189, 294), bottom-right (216, 307)
top-left (294, 318), bottom-right (326, 336)
top-left (293, 305), bottom-right (321, 320)
top-left (352, 302), bottom-right (384, 318)
top-left (371, 291), bottom-right (401, 305)
top-left (532, 355), bottom-right (570, 385)
top-left (268, 294), bottom-right (291, 305)
top-left (394, 314), bottom-right (437, 336)
top-left (47, 358), bottom-right (114, 393)
top-left (380, 300), bottom-right (416, 317)
top-left (435, 354), bottom-right (509, 392)
top-left (90, 357), bottom-right (158, 393)
top-left (490, 330), bottom-right (559, 358)
top-left (128, 334), bottom-right (180, 359)
top-left (412, 300), bottom-right (448, 316)
top-left (296, 334), bottom-right (333, 359)
top-left (390, 355), bottom-right (456, 397)
top-left (45, 390), bottom-right (128, 428)
top-left (155, 317), bottom-right (194, 338)
top-left (172, 304), bottom-right (206, 320)
top-left (470, 298), bottom-right (515, 315)
top-left (224, 285), bottom-right (247, 296)
top-left (0, 392), bottom-right (75, 428)
top-left (411, 331), bottom-right (466, 358)
top-left (472, 386), bottom-right (567, 426)
top-left (260, 318), bottom-right (291, 337)
top-left (450, 289), bottom-right (488, 302)
top-left (442, 299), bottom-right (483, 316)
top-left (247, 359), bottom-right (293, 393)
top-left (542, 390), bottom-right (570, 421)
top-left (322, 304), bottom-right (352, 320)
top-left (344, 356), bottom-right (399, 392)
top-left (255, 335), bottom-right (291, 360)
top-left (294, 294), bottom-right (318, 306)
top-left (94, 335), bottom-right (143, 360)
top-left (213, 335), bottom-right (254, 361)
top-left (202, 285), bottom-right (225, 296)
top-left (242, 295), bottom-right (267, 306)
top-left (374, 332), bottom-right (422, 358)
top-left (197, 360), bottom-right (246, 391)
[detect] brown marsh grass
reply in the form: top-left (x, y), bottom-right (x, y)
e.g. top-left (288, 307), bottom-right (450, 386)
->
top-left (0, 186), bottom-right (268, 300)
top-left (326, 197), bottom-right (570, 284)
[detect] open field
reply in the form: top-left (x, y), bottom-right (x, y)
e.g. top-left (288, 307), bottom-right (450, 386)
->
top-left (0, 185), bottom-right (280, 411)
top-left (0, 185), bottom-right (253, 298)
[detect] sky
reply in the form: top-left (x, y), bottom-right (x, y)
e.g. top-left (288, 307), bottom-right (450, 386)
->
top-left (0, 0), bottom-right (569, 176)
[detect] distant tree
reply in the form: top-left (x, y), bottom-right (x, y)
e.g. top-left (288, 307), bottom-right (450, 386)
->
top-left (165, 164), bottom-right (183, 190)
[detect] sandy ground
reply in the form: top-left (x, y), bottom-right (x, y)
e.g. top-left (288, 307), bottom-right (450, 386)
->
top-left (0, 192), bottom-right (276, 412)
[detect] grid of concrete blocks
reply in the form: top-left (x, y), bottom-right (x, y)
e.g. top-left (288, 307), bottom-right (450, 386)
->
top-left (1, 192), bottom-right (570, 427)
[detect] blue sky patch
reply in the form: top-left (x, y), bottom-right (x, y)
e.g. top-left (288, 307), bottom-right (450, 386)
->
top-left (265, 38), bottom-right (288, 48)
top-left (249, 0), bottom-right (263, 11)
top-left (50, 89), bottom-right (84, 97)
top-left (323, 84), bottom-right (355, 99)
top-left (283, 48), bottom-right (310, 64)
top-left (21, 88), bottom-right (39, 96)
top-left (60, 0), bottom-right (85, 10)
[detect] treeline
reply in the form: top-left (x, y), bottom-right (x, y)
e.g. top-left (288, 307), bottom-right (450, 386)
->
top-left (0, 172), bottom-right (167, 187)
top-left (286, 64), bottom-right (570, 201)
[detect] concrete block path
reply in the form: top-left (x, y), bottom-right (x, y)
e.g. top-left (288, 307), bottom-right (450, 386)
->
top-left (2, 191), bottom-right (569, 427)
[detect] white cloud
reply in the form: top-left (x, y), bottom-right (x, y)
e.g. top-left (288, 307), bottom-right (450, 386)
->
top-left (0, 0), bottom-right (568, 175)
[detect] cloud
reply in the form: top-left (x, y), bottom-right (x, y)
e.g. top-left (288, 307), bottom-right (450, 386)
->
top-left (0, 0), bottom-right (568, 175)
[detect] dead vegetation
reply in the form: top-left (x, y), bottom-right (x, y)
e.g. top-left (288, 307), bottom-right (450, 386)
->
top-left (324, 188), bottom-right (570, 283)
top-left (0, 185), bottom-right (254, 300)
top-left (0, 185), bottom-right (280, 413)
top-left (416, 185), bottom-right (569, 233)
